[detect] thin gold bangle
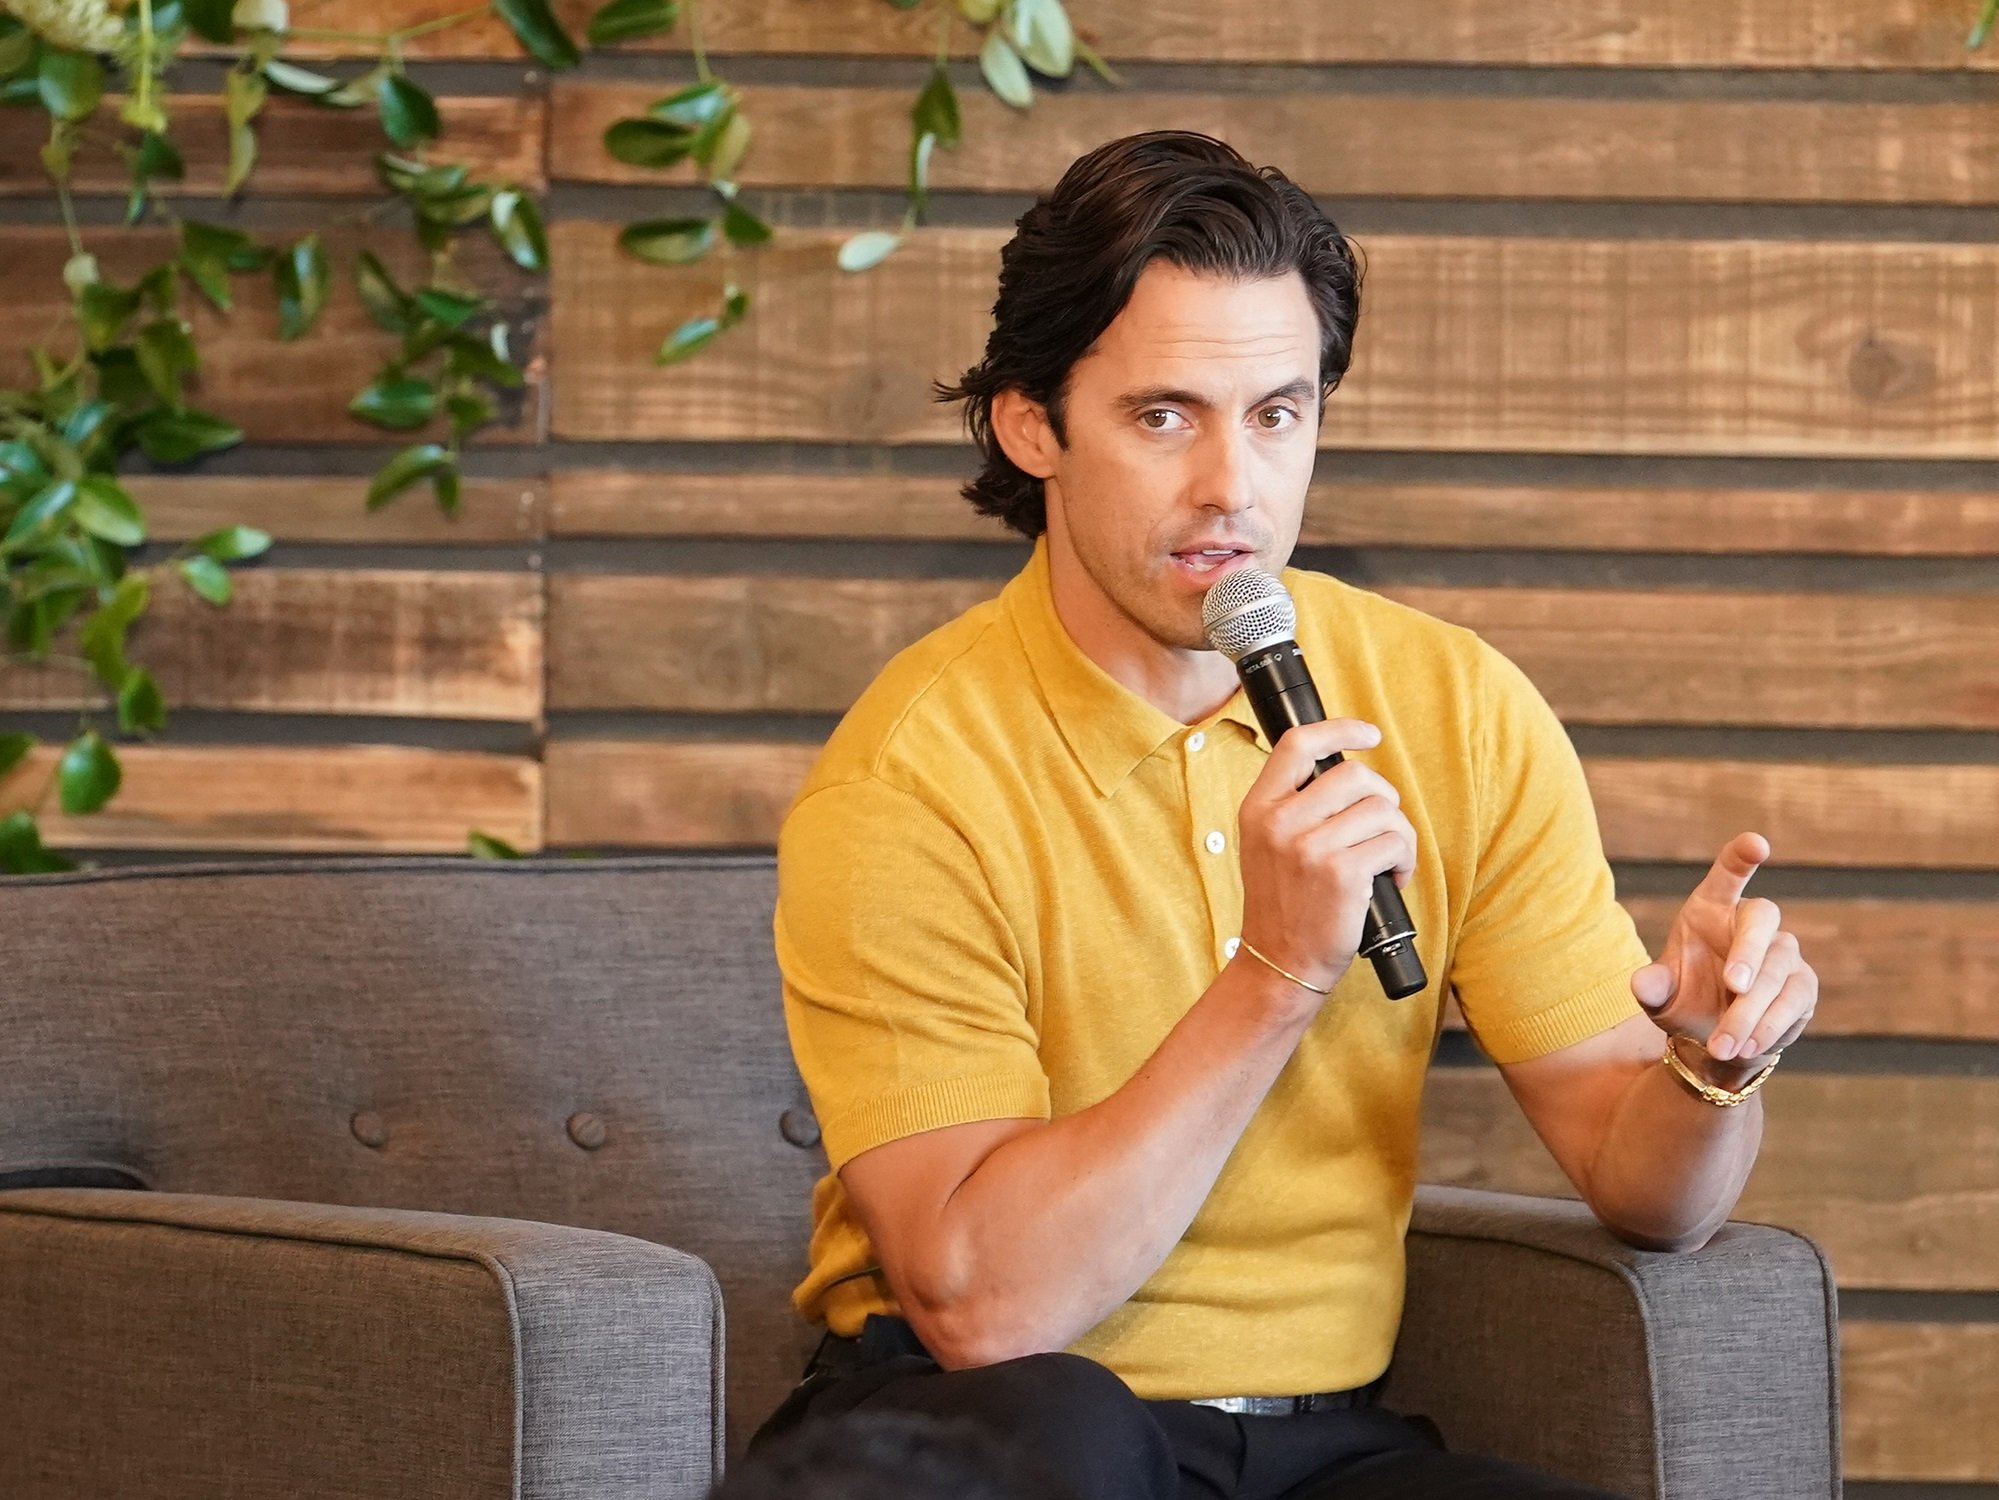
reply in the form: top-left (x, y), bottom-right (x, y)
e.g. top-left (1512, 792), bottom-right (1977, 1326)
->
top-left (1662, 1034), bottom-right (1780, 1107)
top-left (1236, 938), bottom-right (1332, 996)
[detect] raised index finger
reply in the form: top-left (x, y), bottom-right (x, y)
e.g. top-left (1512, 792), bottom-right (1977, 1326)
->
top-left (1693, 831), bottom-right (1772, 907)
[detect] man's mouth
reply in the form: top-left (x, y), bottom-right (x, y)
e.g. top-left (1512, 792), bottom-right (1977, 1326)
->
top-left (1170, 546), bottom-right (1254, 579)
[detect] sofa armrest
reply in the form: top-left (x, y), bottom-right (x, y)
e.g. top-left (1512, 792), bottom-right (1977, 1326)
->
top-left (1383, 1185), bottom-right (1840, 1500)
top-left (0, 1187), bottom-right (724, 1500)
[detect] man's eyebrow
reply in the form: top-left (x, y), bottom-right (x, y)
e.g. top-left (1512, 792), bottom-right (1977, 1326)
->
top-left (1112, 378), bottom-right (1319, 414)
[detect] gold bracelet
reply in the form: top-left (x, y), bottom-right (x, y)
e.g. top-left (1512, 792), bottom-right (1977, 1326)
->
top-left (1236, 938), bottom-right (1332, 997)
top-left (1662, 1034), bottom-right (1780, 1107)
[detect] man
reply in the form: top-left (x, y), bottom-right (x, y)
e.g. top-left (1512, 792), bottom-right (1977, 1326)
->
top-left (753, 131), bottom-right (1819, 1499)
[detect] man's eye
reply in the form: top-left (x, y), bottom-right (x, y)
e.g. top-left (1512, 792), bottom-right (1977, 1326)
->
top-left (1139, 409), bottom-right (1185, 431)
top-left (1257, 406), bottom-right (1298, 430)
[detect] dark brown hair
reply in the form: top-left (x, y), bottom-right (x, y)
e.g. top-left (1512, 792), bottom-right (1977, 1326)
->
top-left (936, 130), bottom-right (1364, 540)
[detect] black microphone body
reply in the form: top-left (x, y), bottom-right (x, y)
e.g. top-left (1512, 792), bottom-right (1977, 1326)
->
top-left (1237, 640), bottom-right (1428, 1000)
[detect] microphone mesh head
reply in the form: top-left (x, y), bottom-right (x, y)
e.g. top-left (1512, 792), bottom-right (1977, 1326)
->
top-left (1202, 568), bottom-right (1296, 662)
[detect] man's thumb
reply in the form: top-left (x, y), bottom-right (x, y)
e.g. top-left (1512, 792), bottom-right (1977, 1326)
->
top-left (1632, 963), bottom-right (1677, 1011)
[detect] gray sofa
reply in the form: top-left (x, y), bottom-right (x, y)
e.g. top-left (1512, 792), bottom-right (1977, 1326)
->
top-left (1, 856), bottom-right (1841, 1498)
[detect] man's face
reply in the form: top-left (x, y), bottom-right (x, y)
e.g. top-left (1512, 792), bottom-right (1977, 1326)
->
top-left (1009, 261), bottom-right (1322, 654)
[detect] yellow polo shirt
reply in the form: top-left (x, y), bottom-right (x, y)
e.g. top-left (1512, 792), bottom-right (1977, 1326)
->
top-left (774, 535), bottom-right (1649, 1399)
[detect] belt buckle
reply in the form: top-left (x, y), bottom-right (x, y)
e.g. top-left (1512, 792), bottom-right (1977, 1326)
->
top-left (1189, 1395), bottom-right (1305, 1416)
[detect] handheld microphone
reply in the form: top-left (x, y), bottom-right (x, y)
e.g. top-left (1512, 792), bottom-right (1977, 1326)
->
top-left (1202, 568), bottom-right (1426, 1001)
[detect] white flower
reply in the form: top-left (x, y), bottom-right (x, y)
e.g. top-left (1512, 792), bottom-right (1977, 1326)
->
top-left (2, 0), bottom-right (130, 55)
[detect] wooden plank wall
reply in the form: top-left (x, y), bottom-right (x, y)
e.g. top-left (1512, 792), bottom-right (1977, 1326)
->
top-left (2, 4), bottom-right (1995, 1486)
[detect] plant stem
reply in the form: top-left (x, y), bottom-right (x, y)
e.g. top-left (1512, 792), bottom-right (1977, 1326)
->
top-left (687, 0), bottom-right (711, 82)
top-left (135, 0), bottom-right (157, 124)
top-left (934, 0), bottom-right (952, 66)
top-left (53, 171), bottom-right (83, 258)
top-left (287, 5), bottom-right (491, 45)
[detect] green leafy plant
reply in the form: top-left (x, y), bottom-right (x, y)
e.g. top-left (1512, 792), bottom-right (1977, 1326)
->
top-left (0, 0), bottom-right (1113, 870)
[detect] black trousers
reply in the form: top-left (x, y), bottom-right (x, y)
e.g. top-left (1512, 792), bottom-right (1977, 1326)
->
top-left (748, 1316), bottom-right (1628, 1500)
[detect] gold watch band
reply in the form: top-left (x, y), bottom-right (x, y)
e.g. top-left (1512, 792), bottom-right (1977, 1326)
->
top-left (1662, 1034), bottom-right (1780, 1107)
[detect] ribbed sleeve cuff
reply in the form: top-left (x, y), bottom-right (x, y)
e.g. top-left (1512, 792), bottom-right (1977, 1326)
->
top-left (1472, 964), bottom-right (1647, 1065)
top-left (821, 1071), bottom-right (1053, 1171)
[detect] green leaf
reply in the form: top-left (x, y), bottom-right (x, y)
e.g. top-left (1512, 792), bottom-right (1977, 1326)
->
top-left (132, 128), bottom-right (186, 181)
top-left (73, 474), bottom-right (146, 546)
top-left (178, 219), bottom-right (267, 312)
top-left (136, 317), bottom-right (199, 404)
top-left (2, 479), bottom-right (78, 548)
top-left (57, 729), bottom-right (120, 815)
top-left (978, 29), bottom-right (1033, 108)
top-left (353, 249), bottom-right (414, 332)
top-left (648, 80), bottom-right (731, 131)
top-left (193, 524), bottom-right (271, 561)
top-left (1008, 0), bottom-right (1074, 74)
top-left (957, 0), bottom-right (999, 18)
top-left (263, 58), bottom-right (345, 97)
top-left (223, 66), bottom-right (267, 194)
top-left (445, 390), bottom-right (494, 440)
top-left (412, 286), bottom-right (483, 329)
top-left (77, 280), bottom-right (140, 351)
top-left (0, 732), bottom-right (35, 779)
top-left (177, 553), bottom-right (232, 604)
top-left (0, 812), bottom-right (76, 875)
top-left (913, 66), bottom-right (961, 148)
top-left (721, 198), bottom-right (772, 247)
top-left (38, 49), bottom-right (102, 123)
top-left (134, 407), bottom-right (243, 465)
top-left (76, 569), bottom-right (151, 681)
top-left (909, 129), bottom-right (936, 209)
top-left (619, 217), bottom-right (717, 265)
top-left (62, 399), bottom-right (114, 451)
top-left (348, 374), bottom-right (438, 430)
top-left (366, 442), bottom-right (452, 510)
top-left (653, 282), bottom-right (748, 365)
top-left (587, 0), bottom-right (678, 44)
top-left (837, 230), bottom-right (903, 272)
top-left (376, 73), bottom-right (440, 147)
top-left (702, 109), bottom-right (751, 181)
top-left (117, 665), bottom-right (168, 735)
top-left (494, 0), bottom-right (581, 69)
top-left (468, 829), bottom-right (523, 858)
top-left (274, 232), bottom-right (328, 340)
top-left (0, 24), bottom-right (41, 77)
top-left (489, 188), bottom-right (549, 271)
top-left (430, 464), bottom-right (460, 515)
top-left (443, 332), bottom-right (526, 390)
top-left (603, 117), bottom-right (697, 169)
top-left (1973, 0), bottom-right (1999, 47)
top-left (184, 0), bottom-right (236, 43)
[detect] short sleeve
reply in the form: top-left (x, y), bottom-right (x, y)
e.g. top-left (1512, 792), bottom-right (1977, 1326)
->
top-left (774, 775), bottom-right (1051, 1172)
top-left (1449, 643), bottom-right (1652, 1065)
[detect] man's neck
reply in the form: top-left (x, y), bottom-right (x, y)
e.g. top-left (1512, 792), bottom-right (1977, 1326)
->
top-left (1045, 539), bottom-right (1242, 726)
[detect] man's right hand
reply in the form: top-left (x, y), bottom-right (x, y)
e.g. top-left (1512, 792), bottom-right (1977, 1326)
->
top-left (1234, 718), bottom-right (1418, 1001)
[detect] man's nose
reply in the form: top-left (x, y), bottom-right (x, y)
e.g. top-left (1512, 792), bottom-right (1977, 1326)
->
top-left (1194, 428), bottom-right (1257, 514)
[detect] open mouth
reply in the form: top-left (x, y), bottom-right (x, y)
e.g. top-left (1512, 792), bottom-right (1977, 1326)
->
top-left (1170, 547), bottom-right (1253, 580)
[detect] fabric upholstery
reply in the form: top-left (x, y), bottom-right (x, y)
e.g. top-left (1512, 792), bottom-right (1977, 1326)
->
top-left (1386, 1185), bottom-right (1840, 1499)
top-left (0, 1188), bottom-right (723, 1499)
top-left (0, 855), bottom-right (1841, 1496)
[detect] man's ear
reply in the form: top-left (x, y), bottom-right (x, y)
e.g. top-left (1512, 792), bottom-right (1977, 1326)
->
top-left (991, 388), bottom-right (1060, 481)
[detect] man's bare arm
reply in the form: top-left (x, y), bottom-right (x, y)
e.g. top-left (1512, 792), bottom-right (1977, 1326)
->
top-left (840, 956), bottom-right (1318, 1367)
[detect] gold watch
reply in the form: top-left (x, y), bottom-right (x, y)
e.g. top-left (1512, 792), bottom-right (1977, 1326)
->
top-left (1662, 1034), bottom-right (1780, 1107)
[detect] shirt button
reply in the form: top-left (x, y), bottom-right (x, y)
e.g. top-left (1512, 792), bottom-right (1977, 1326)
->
top-left (1224, 936), bottom-right (1242, 959)
top-left (1204, 830), bottom-right (1226, 855)
top-left (1187, 731), bottom-right (1206, 752)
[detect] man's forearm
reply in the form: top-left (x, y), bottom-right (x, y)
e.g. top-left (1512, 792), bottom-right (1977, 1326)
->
top-left (911, 956), bottom-right (1319, 1367)
top-left (1585, 1046), bottom-right (1767, 1252)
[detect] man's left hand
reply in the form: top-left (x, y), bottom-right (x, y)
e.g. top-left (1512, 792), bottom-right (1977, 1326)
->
top-left (1630, 831), bottom-right (1819, 1065)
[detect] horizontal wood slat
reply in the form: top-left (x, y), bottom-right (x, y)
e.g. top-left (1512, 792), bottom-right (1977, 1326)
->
top-left (0, 228), bottom-right (542, 446)
top-left (542, 739), bottom-right (1999, 869)
top-left (1842, 1320), bottom-right (1999, 1481)
top-left (547, 574), bottom-right (1999, 728)
top-left (272, 0), bottom-right (1999, 69)
top-left (133, 474), bottom-right (544, 543)
top-left (549, 470), bottom-right (1999, 556)
top-left (0, 570), bottom-right (540, 720)
top-left (554, 82), bottom-right (1999, 206)
top-left (1419, 1068), bottom-right (1999, 1292)
top-left (0, 744), bottom-right (539, 851)
top-left (0, 95), bottom-right (544, 198)
top-left (549, 226), bottom-right (1999, 459)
